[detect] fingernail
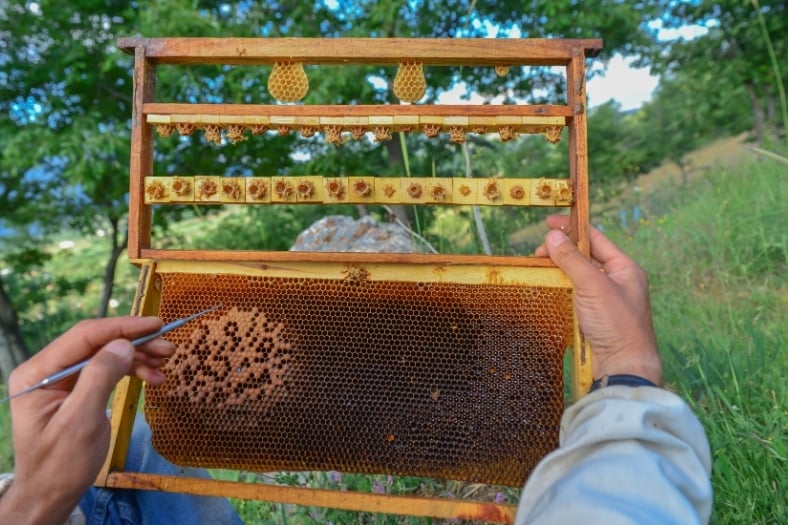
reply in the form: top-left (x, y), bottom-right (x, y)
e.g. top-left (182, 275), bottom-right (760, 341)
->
top-left (105, 340), bottom-right (133, 361)
top-left (547, 230), bottom-right (569, 247)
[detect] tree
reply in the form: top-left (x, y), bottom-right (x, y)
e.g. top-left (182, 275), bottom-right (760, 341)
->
top-left (0, 0), bottom-right (669, 373)
top-left (650, 0), bottom-right (787, 144)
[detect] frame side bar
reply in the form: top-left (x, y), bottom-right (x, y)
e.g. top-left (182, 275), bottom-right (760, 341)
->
top-left (127, 47), bottom-right (155, 259)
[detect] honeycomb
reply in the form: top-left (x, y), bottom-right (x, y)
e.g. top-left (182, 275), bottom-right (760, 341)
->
top-left (392, 61), bottom-right (426, 103)
top-left (268, 61), bottom-right (309, 102)
top-left (145, 271), bottom-right (573, 487)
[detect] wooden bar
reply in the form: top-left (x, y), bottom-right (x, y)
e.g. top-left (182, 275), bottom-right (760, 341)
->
top-left (566, 50), bottom-right (594, 398)
top-left (127, 47), bottom-right (156, 259)
top-left (145, 103), bottom-right (573, 118)
top-left (150, 259), bottom-right (570, 287)
top-left (566, 49), bottom-right (590, 258)
top-left (104, 472), bottom-right (517, 523)
top-left (142, 176), bottom-right (572, 207)
top-left (117, 37), bottom-right (603, 66)
top-left (96, 264), bottom-right (159, 483)
top-left (136, 249), bottom-right (560, 268)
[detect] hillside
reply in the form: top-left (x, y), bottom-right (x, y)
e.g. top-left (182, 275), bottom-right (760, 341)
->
top-left (508, 133), bottom-right (752, 250)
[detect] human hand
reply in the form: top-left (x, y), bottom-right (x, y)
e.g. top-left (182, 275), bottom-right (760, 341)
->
top-left (0, 316), bottom-right (175, 525)
top-left (535, 214), bottom-right (662, 385)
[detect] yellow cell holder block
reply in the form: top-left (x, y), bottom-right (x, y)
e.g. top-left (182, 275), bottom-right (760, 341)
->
top-left (194, 114), bottom-right (221, 125)
top-left (392, 115), bottom-right (419, 131)
top-left (426, 178), bottom-right (453, 203)
top-left (271, 177), bottom-right (297, 203)
top-left (495, 116), bottom-right (521, 126)
top-left (143, 177), bottom-right (172, 204)
top-left (420, 116), bottom-right (444, 128)
top-left (343, 116), bottom-right (370, 127)
top-left (219, 177), bottom-right (246, 203)
top-left (522, 116), bottom-right (564, 126)
top-left (368, 116), bottom-right (394, 126)
top-left (294, 116), bottom-right (321, 127)
top-left (443, 116), bottom-right (469, 127)
top-left (323, 177), bottom-right (349, 203)
top-left (375, 177), bottom-right (401, 203)
top-left (452, 179), bottom-right (478, 204)
top-left (478, 178), bottom-right (504, 206)
top-left (503, 179), bottom-right (531, 206)
top-left (347, 177), bottom-right (376, 204)
top-left (147, 114), bottom-right (171, 124)
top-left (170, 176), bottom-right (195, 203)
top-left (294, 176), bottom-right (323, 202)
top-left (468, 117), bottom-right (497, 133)
top-left (194, 176), bottom-right (222, 203)
top-left (531, 179), bottom-right (573, 205)
top-left (402, 178), bottom-right (428, 204)
top-left (246, 178), bottom-right (271, 203)
top-left (244, 116), bottom-right (272, 125)
top-left (319, 117), bottom-right (346, 127)
top-left (270, 116), bottom-right (297, 126)
top-left (171, 113), bottom-right (197, 123)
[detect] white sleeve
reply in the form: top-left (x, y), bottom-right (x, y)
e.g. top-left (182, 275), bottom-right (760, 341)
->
top-left (515, 386), bottom-right (712, 525)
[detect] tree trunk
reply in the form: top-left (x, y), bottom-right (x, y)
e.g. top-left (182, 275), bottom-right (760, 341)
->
top-left (0, 276), bottom-right (31, 386)
top-left (745, 82), bottom-right (765, 144)
top-left (97, 218), bottom-right (129, 318)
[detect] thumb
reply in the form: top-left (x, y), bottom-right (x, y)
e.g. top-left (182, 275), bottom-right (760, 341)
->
top-left (545, 230), bottom-right (601, 289)
top-left (69, 339), bottom-right (134, 418)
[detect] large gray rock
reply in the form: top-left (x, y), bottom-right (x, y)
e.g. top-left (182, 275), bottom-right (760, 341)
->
top-left (291, 215), bottom-right (419, 253)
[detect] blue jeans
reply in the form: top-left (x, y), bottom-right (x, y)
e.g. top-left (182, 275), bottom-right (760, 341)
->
top-left (79, 417), bottom-right (242, 525)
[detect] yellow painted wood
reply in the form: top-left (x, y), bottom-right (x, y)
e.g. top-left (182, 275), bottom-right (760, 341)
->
top-left (147, 114), bottom-right (171, 124)
top-left (243, 115), bottom-right (271, 125)
top-left (271, 177), bottom-right (297, 203)
top-left (572, 307), bottom-right (594, 399)
top-left (320, 116), bottom-right (345, 126)
top-left (503, 179), bottom-right (531, 206)
top-left (375, 177), bottom-right (401, 203)
top-left (347, 176), bottom-right (376, 203)
top-left (322, 177), bottom-right (349, 203)
top-left (477, 179), bottom-right (504, 206)
top-left (369, 115), bottom-right (394, 126)
top-left (105, 472), bottom-right (517, 523)
top-left (245, 177), bottom-right (271, 203)
top-left (141, 176), bottom-right (574, 207)
top-left (194, 176), bottom-right (222, 203)
top-left (426, 178), bottom-right (453, 203)
top-left (294, 176), bottom-right (323, 202)
top-left (452, 179), bottom-right (478, 204)
top-left (219, 177), bottom-right (246, 203)
top-left (402, 177), bottom-right (427, 204)
top-left (170, 176), bottom-right (195, 203)
top-left (143, 176), bottom-right (173, 203)
top-left (96, 263), bottom-right (159, 483)
top-left (152, 259), bottom-right (572, 288)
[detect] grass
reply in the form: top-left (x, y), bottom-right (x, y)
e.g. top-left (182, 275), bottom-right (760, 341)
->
top-left (599, 155), bottom-right (786, 524)
top-left (0, 152), bottom-right (785, 523)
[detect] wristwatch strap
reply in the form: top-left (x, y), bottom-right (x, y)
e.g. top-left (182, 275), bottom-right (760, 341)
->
top-left (589, 374), bottom-right (658, 393)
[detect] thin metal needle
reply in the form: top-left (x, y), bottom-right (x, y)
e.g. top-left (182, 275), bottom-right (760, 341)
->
top-left (0, 304), bottom-right (221, 404)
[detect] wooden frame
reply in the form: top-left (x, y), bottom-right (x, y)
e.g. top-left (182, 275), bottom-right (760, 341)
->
top-left (99, 37), bottom-right (602, 523)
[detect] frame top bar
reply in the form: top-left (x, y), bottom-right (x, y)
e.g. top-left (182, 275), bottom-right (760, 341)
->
top-left (117, 37), bottom-right (603, 66)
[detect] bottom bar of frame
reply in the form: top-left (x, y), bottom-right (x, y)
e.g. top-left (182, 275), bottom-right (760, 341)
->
top-left (102, 472), bottom-right (517, 523)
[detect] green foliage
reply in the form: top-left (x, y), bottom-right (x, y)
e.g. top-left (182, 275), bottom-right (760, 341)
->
top-left (598, 156), bottom-right (786, 524)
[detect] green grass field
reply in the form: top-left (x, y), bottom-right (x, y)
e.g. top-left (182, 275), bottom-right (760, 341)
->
top-left (0, 153), bottom-right (785, 523)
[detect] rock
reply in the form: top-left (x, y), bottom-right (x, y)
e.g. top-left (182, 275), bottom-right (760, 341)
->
top-left (291, 215), bottom-right (419, 253)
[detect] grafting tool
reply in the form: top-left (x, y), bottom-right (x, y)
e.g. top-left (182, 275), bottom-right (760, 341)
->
top-left (0, 304), bottom-right (221, 404)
